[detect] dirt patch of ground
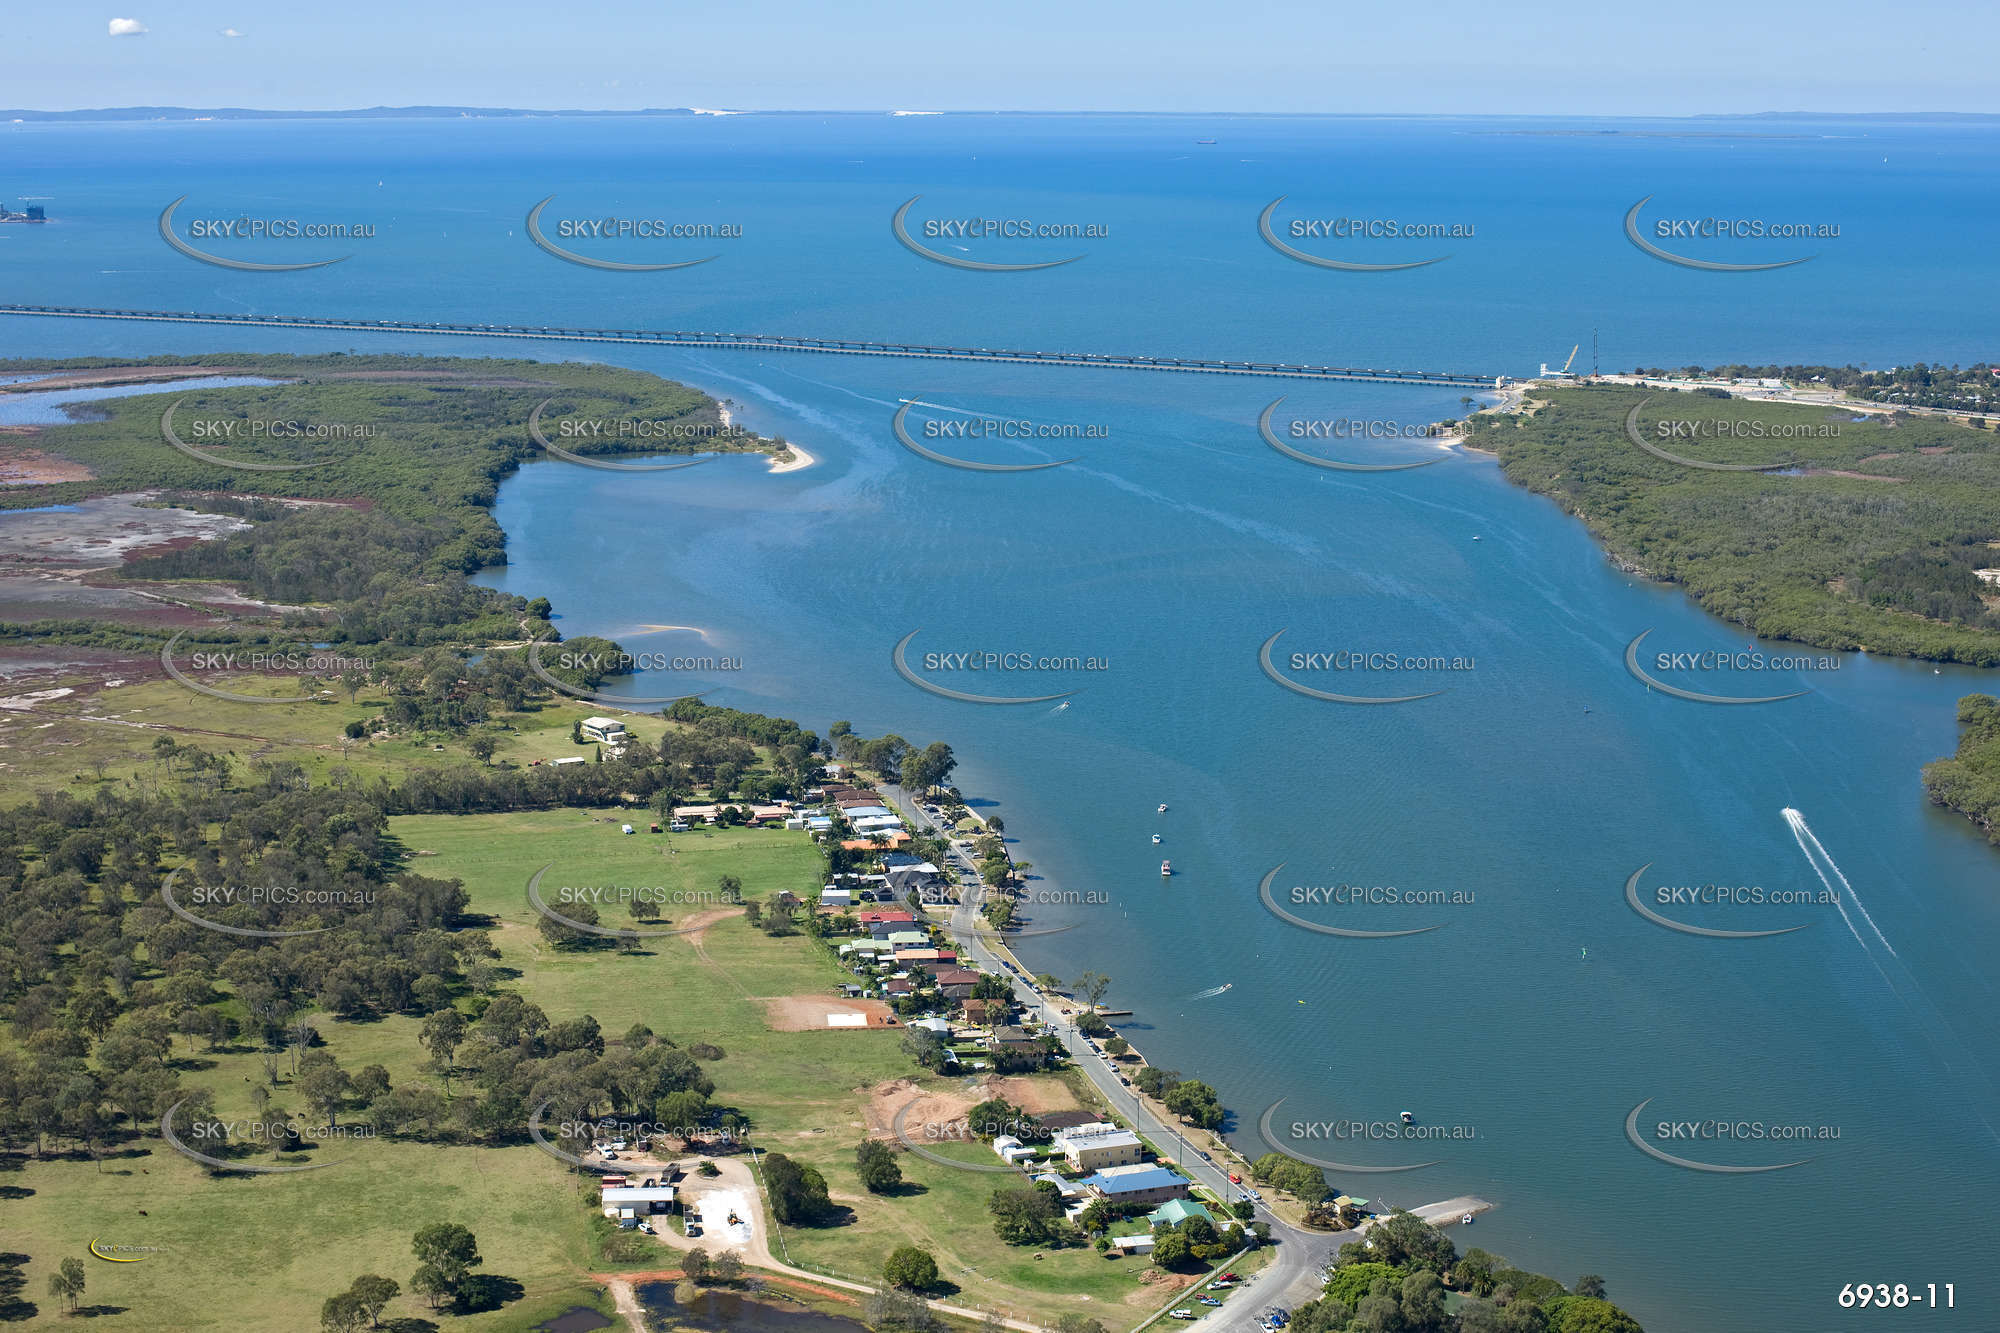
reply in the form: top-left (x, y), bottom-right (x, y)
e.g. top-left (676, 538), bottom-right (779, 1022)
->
top-left (1858, 452), bottom-right (1902, 463)
top-left (985, 1076), bottom-right (1084, 1116)
top-left (1918, 445), bottom-right (1956, 455)
top-left (673, 907), bottom-right (740, 948)
top-left (861, 1077), bottom-right (980, 1141)
top-left (1136, 1267), bottom-right (1203, 1294)
top-left (0, 443), bottom-right (93, 484)
top-left (1801, 469), bottom-right (1906, 482)
top-left (859, 1072), bottom-right (1082, 1141)
top-left (758, 995), bottom-right (896, 1032)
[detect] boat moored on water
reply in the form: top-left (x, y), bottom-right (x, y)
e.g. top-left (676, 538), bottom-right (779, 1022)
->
top-left (1160, 860), bottom-right (1173, 876)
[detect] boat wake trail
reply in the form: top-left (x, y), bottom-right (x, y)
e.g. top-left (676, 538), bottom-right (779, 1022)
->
top-left (1784, 808), bottom-right (1898, 957)
top-left (1783, 807), bottom-right (1897, 984)
top-left (1783, 807), bottom-right (2000, 1145)
top-left (1188, 983), bottom-right (1232, 1000)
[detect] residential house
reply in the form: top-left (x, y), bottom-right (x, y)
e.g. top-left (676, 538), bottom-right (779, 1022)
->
top-left (961, 999), bottom-right (1009, 1027)
top-left (1079, 1164), bottom-right (1191, 1208)
top-left (1032, 1172), bottom-right (1087, 1201)
top-left (881, 853), bottom-right (944, 894)
top-left (580, 717), bottom-right (628, 745)
top-left (1057, 1125), bottom-right (1144, 1173)
top-left (1146, 1199), bottom-right (1217, 1229)
top-left (841, 833), bottom-right (910, 851)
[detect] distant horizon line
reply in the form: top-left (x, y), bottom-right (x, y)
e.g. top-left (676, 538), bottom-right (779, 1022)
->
top-left (5, 105), bottom-right (1998, 123)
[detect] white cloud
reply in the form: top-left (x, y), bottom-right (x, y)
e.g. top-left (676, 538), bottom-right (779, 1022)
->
top-left (107, 17), bottom-right (148, 36)
top-left (220, 27), bottom-right (244, 38)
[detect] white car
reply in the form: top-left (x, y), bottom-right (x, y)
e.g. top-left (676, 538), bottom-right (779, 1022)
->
top-left (1169, 1313), bottom-right (1196, 1322)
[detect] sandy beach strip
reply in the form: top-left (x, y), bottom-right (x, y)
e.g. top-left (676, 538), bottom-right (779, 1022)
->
top-left (768, 442), bottom-right (815, 473)
top-left (716, 401), bottom-right (815, 473)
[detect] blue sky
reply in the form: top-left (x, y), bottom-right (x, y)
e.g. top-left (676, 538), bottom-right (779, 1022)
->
top-left (9, 2), bottom-right (1993, 115)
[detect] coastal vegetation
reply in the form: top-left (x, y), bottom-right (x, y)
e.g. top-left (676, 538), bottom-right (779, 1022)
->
top-left (0, 353), bottom-right (772, 651)
top-left (1284, 1209), bottom-right (1645, 1333)
top-left (1470, 384), bottom-right (2000, 664)
top-left (1922, 694), bottom-right (2000, 844)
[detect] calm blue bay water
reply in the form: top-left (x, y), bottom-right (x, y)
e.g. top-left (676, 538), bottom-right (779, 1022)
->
top-left (5, 114), bottom-right (1999, 1333)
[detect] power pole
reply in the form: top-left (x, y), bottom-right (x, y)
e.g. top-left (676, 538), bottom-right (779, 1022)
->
top-left (1592, 328), bottom-right (1600, 381)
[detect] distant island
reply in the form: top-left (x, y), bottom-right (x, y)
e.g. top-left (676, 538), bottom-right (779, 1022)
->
top-left (9, 106), bottom-right (2000, 122)
top-left (0, 105), bottom-right (715, 121)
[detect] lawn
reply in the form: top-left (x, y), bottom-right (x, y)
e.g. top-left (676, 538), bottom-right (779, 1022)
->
top-left (0, 1138), bottom-right (612, 1332)
top-left (388, 810), bottom-right (916, 1117)
top-left (772, 1133), bottom-right (1178, 1325)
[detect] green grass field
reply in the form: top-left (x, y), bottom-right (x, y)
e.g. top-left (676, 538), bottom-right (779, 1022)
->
top-left (1, 809), bottom-right (1209, 1329)
top-left (394, 810), bottom-right (915, 1118)
top-left (0, 1138), bottom-right (613, 1332)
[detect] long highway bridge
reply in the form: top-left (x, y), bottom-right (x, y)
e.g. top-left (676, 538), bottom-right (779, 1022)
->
top-left (0, 304), bottom-right (1500, 388)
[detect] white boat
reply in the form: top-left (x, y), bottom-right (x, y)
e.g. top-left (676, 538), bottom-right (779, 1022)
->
top-left (1399, 1110), bottom-right (1414, 1124)
top-left (1152, 834), bottom-right (1162, 844)
top-left (1461, 1213), bottom-right (1474, 1225)
top-left (1157, 803), bottom-right (1168, 813)
top-left (1160, 860), bottom-right (1173, 876)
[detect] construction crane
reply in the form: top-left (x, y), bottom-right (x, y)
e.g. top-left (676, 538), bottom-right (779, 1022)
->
top-left (1539, 344), bottom-right (1580, 380)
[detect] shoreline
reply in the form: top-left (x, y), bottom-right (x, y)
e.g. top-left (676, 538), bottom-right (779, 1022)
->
top-left (716, 399), bottom-right (815, 474)
top-left (767, 441), bottom-right (815, 473)
top-left (882, 781), bottom-right (1281, 1212)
